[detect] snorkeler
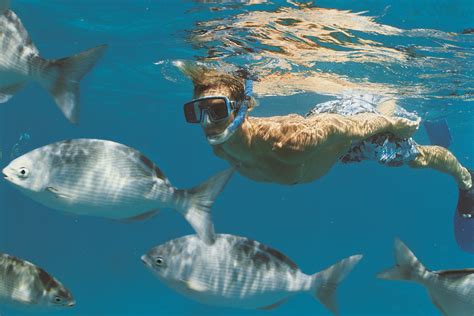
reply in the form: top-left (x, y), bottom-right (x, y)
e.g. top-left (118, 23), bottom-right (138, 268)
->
top-left (176, 61), bottom-right (474, 253)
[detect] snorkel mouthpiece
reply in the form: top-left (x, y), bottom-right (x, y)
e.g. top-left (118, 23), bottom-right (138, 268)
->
top-left (207, 79), bottom-right (253, 145)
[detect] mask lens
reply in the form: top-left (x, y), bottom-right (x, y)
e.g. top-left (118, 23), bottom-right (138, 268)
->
top-left (184, 102), bottom-right (200, 123)
top-left (205, 98), bottom-right (229, 122)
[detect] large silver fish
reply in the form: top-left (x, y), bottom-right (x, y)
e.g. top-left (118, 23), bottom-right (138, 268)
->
top-left (2, 139), bottom-right (233, 244)
top-left (0, 253), bottom-right (74, 308)
top-left (378, 238), bottom-right (474, 316)
top-left (141, 234), bottom-right (363, 315)
top-left (0, 0), bottom-right (106, 124)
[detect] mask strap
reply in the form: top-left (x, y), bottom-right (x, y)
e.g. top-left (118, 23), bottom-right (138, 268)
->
top-left (207, 80), bottom-right (253, 145)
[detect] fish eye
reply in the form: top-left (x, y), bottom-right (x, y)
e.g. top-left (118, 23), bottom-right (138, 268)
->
top-left (154, 257), bottom-right (164, 266)
top-left (17, 167), bottom-right (29, 178)
top-left (54, 296), bottom-right (63, 304)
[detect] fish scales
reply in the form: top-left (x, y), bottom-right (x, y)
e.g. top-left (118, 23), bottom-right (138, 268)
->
top-left (6, 139), bottom-right (170, 216)
top-left (146, 235), bottom-right (305, 298)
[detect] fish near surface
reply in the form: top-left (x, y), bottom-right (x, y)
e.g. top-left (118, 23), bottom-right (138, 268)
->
top-left (0, 0), bottom-right (107, 124)
top-left (2, 139), bottom-right (234, 244)
top-left (0, 253), bottom-right (74, 308)
top-left (378, 238), bottom-right (474, 316)
top-left (141, 234), bottom-right (363, 315)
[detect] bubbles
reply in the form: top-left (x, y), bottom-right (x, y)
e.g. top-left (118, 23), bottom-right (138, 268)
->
top-left (10, 133), bottom-right (31, 159)
top-left (154, 60), bottom-right (186, 83)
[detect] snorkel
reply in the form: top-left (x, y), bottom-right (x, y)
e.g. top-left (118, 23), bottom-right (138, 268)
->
top-left (206, 79), bottom-right (253, 145)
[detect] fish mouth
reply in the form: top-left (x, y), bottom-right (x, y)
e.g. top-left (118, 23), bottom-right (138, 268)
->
top-left (140, 255), bottom-right (149, 266)
top-left (68, 301), bottom-right (76, 307)
top-left (2, 170), bottom-right (9, 180)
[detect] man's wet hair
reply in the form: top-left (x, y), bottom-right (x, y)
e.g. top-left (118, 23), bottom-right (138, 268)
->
top-left (175, 60), bottom-right (258, 110)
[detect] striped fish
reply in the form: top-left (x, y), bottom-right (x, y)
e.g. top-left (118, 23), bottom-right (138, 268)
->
top-left (141, 234), bottom-right (362, 314)
top-left (2, 139), bottom-right (234, 244)
top-left (0, 0), bottom-right (106, 124)
top-left (0, 253), bottom-right (74, 308)
top-left (378, 238), bottom-right (474, 316)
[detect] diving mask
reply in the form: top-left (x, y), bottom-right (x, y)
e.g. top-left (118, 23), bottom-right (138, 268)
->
top-left (184, 96), bottom-right (238, 124)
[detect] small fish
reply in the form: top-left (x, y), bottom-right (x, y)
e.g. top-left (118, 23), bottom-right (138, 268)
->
top-left (2, 139), bottom-right (233, 244)
top-left (0, 253), bottom-right (74, 308)
top-left (141, 234), bottom-right (363, 314)
top-left (378, 238), bottom-right (474, 316)
top-left (0, 0), bottom-right (107, 124)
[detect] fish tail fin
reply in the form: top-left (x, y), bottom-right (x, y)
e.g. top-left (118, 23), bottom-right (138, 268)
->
top-left (38, 44), bottom-right (107, 124)
top-left (310, 254), bottom-right (363, 316)
top-left (377, 238), bottom-right (427, 282)
top-left (176, 168), bottom-right (234, 245)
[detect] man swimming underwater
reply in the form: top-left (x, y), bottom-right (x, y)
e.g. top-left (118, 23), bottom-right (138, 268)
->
top-left (176, 61), bottom-right (474, 253)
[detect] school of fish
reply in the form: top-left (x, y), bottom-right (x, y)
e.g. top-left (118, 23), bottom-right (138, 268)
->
top-left (0, 0), bottom-right (472, 315)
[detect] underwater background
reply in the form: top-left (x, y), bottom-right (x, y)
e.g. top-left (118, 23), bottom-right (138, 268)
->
top-left (1, 0), bottom-right (473, 315)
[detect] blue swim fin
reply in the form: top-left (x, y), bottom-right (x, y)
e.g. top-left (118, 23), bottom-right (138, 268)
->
top-left (454, 169), bottom-right (474, 253)
top-left (423, 119), bottom-right (452, 148)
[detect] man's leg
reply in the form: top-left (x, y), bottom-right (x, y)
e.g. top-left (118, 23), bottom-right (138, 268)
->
top-left (409, 145), bottom-right (471, 190)
top-left (409, 145), bottom-right (473, 253)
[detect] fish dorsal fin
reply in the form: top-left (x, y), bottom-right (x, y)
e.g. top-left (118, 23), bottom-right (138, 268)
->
top-left (257, 297), bottom-right (289, 311)
top-left (0, 0), bottom-right (10, 13)
top-left (435, 269), bottom-right (474, 279)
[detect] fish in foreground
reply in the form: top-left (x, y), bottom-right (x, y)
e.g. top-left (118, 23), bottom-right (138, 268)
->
top-left (0, 253), bottom-right (74, 308)
top-left (141, 234), bottom-right (363, 315)
top-left (0, 0), bottom-right (107, 124)
top-left (378, 238), bottom-right (474, 316)
top-left (2, 139), bottom-right (233, 244)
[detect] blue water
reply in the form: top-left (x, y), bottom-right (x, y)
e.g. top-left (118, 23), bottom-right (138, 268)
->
top-left (1, 0), bottom-right (473, 315)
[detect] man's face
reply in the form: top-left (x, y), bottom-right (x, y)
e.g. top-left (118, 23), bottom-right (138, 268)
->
top-left (195, 89), bottom-right (236, 137)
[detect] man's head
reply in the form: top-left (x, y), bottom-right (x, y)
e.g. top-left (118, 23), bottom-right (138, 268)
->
top-left (176, 61), bottom-right (256, 140)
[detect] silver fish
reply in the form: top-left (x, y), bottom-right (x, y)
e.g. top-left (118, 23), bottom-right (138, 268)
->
top-left (2, 139), bottom-right (233, 244)
top-left (141, 234), bottom-right (363, 314)
top-left (378, 238), bottom-right (474, 316)
top-left (0, 0), bottom-right (107, 124)
top-left (0, 253), bottom-right (74, 308)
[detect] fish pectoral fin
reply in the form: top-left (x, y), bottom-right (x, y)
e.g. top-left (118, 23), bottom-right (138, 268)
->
top-left (181, 279), bottom-right (208, 293)
top-left (257, 298), bottom-right (290, 311)
top-left (120, 209), bottom-right (159, 223)
top-left (0, 82), bottom-right (26, 103)
top-left (45, 187), bottom-right (72, 200)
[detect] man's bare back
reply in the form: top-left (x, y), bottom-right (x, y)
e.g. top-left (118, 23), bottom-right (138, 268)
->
top-left (213, 113), bottom-right (419, 184)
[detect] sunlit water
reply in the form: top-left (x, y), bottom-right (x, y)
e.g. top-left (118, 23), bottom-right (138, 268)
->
top-left (0, 0), bottom-right (473, 315)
